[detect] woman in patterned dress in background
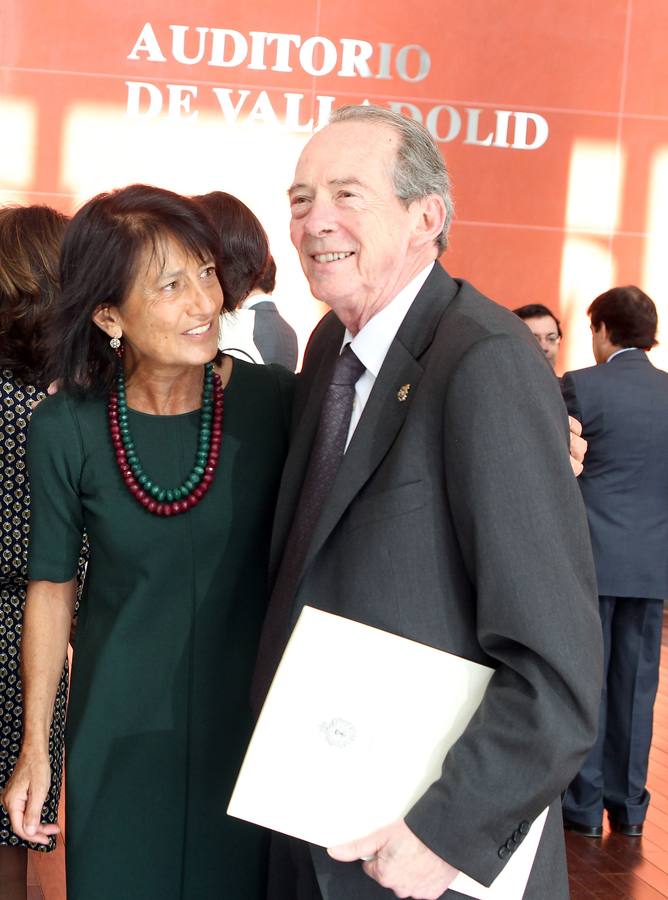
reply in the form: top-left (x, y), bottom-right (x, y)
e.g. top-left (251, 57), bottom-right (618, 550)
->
top-left (0, 205), bottom-right (75, 900)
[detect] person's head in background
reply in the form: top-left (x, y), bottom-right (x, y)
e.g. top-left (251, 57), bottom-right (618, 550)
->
top-left (193, 191), bottom-right (275, 304)
top-left (513, 303), bottom-right (562, 370)
top-left (0, 205), bottom-right (69, 387)
top-left (588, 285), bottom-right (658, 364)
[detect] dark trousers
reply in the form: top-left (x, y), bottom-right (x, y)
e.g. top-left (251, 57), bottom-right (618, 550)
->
top-left (267, 833), bottom-right (321, 900)
top-left (563, 595), bottom-right (664, 826)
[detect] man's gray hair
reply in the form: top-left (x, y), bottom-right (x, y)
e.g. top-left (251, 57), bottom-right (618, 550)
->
top-left (330, 105), bottom-right (454, 252)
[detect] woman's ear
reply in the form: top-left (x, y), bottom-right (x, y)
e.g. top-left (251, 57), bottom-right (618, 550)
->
top-left (92, 305), bottom-right (121, 339)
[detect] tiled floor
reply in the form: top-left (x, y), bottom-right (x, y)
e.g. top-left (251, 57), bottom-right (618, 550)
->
top-left (28, 612), bottom-right (668, 899)
top-left (27, 853), bottom-right (45, 900)
top-left (27, 843), bottom-right (64, 900)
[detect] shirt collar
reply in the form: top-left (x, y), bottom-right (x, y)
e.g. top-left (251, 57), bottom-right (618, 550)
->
top-left (340, 263), bottom-right (435, 375)
top-left (607, 347), bottom-right (638, 363)
top-left (243, 294), bottom-right (273, 310)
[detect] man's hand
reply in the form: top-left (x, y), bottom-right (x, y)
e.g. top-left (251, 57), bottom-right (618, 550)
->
top-left (1, 752), bottom-right (58, 845)
top-left (328, 819), bottom-right (458, 899)
top-left (569, 416), bottom-right (587, 476)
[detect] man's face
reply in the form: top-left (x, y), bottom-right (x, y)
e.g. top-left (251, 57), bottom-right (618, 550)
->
top-left (523, 315), bottom-right (560, 368)
top-left (288, 121), bottom-right (436, 331)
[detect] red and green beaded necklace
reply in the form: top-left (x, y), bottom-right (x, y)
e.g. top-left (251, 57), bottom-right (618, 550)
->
top-left (108, 362), bottom-right (223, 516)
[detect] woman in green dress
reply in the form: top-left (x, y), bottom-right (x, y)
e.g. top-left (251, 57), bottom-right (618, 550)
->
top-left (2, 185), bottom-right (293, 899)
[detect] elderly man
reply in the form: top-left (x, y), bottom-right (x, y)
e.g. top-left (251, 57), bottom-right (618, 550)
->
top-left (252, 105), bottom-right (602, 900)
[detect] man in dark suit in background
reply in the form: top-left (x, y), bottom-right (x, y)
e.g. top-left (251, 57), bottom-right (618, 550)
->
top-left (244, 256), bottom-right (299, 371)
top-left (562, 286), bottom-right (668, 839)
top-left (252, 104), bottom-right (602, 899)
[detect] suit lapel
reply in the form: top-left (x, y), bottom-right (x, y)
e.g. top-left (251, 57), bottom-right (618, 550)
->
top-left (299, 264), bottom-right (459, 577)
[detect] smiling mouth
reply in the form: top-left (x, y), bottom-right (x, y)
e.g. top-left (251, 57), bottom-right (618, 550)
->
top-left (184, 322), bottom-right (212, 336)
top-left (312, 251), bottom-right (354, 264)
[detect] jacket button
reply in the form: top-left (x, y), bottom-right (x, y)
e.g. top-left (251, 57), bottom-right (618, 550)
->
top-left (506, 838), bottom-right (515, 851)
top-left (498, 846), bottom-right (510, 859)
top-left (519, 821), bottom-right (530, 835)
top-left (513, 829), bottom-right (523, 843)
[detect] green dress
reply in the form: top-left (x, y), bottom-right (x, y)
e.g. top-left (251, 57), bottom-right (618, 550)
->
top-left (26, 360), bottom-right (294, 900)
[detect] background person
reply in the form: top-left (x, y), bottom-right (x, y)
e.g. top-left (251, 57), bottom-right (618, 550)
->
top-left (2, 185), bottom-right (293, 899)
top-left (251, 105), bottom-right (602, 900)
top-left (0, 205), bottom-right (85, 900)
top-left (513, 303), bottom-right (562, 370)
top-left (562, 285), bottom-right (668, 839)
top-left (195, 191), bottom-right (299, 371)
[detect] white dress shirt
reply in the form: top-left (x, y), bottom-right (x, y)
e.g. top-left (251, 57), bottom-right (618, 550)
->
top-left (341, 263), bottom-right (434, 449)
top-left (607, 347), bottom-right (638, 363)
top-left (243, 292), bottom-right (273, 310)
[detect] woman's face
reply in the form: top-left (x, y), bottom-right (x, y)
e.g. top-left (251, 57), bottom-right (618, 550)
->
top-left (104, 235), bottom-right (224, 372)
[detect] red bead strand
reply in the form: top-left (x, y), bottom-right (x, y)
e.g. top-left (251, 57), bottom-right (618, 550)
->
top-left (108, 372), bottom-right (224, 516)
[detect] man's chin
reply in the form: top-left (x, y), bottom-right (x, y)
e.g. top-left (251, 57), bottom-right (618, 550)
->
top-left (304, 276), bottom-right (350, 309)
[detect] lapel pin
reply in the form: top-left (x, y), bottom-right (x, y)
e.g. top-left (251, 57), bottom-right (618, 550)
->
top-left (396, 384), bottom-right (411, 402)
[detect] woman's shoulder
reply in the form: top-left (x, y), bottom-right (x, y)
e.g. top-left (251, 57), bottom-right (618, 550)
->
top-left (1, 370), bottom-right (43, 438)
top-left (0, 369), bottom-right (43, 404)
top-left (227, 357), bottom-right (297, 392)
top-left (1, 368), bottom-right (41, 399)
top-left (30, 389), bottom-right (105, 433)
top-left (225, 358), bottom-right (296, 431)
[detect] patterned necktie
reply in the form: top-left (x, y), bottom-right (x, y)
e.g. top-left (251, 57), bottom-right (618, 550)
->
top-left (251, 345), bottom-right (366, 712)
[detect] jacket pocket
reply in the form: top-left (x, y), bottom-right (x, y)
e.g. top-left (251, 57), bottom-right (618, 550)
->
top-left (345, 480), bottom-right (425, 532)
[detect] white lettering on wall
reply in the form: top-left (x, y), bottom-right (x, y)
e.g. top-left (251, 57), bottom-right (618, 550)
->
top-left (513, 112), bottom-right (549, 150)
top-left (209, 29), bottom-right (248, 68)
top-left (125, 24), bottom-right (550, 150)
top-left (247, 32), bottom-right (301, 72)
top-left (170, 26), bottom-right (208, 65)
top-left (127, 23), bottom-right (167, 62)
top-left (126, 81), bottom-right (163, 116)
top-left (127, 24), bottom-right (431, 82)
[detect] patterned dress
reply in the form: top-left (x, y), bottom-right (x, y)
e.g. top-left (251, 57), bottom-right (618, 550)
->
top-left (0, 370), bottom-right (68, 851)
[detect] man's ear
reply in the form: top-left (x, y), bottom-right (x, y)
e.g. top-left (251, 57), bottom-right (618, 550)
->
top-left (413, 195), bottom-right (447, 250)
top-left (92, 304), bottom-right (121, 339)
top-left (592, 321), bottom-right (609, 342)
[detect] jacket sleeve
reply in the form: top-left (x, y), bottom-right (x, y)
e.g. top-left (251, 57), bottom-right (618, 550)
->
top-left (404, 333), bottom-right (602, 885)
top-left (561, 371), bottom-right (582, 422)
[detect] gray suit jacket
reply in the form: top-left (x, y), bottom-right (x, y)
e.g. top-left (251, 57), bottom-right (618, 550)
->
top-left (269, 264), bottom-right (602, 898)
top-left (562, 349), bottom-right (668, 599)
top-left (252, 300), bottom-right (299, 372)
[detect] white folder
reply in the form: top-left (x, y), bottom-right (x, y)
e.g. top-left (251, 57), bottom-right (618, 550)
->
top-left (229, 606), bottom-right (547, 899)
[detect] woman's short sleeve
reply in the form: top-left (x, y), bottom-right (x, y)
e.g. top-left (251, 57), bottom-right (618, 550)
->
top-left (27, 393), bottom-right (85, 583)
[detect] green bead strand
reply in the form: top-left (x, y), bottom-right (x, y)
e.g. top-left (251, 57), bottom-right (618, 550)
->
top-left (116, 362), bottom-right (215, 499)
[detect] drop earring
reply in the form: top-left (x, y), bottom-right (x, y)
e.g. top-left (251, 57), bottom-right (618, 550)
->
top-left (110, 335), bottom-right (123, 357)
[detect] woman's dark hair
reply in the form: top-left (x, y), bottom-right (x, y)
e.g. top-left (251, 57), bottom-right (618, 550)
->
top-left (193, 191), bottom-right (275, 301)
top-left (0, 204), bottom-right (69, 384)
top-left (51, 184), bottom-right (234, 395)
top-left (588, 285), bottom-right (658, 350)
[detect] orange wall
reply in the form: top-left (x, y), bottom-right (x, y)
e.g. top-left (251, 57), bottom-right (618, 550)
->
top-left (2, 0), bottom-right (667, 373)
